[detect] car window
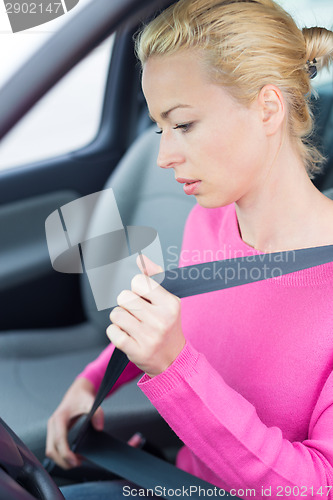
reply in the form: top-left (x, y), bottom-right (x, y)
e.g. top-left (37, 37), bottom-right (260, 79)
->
top-left (0, 1), bottom-right (113, 171)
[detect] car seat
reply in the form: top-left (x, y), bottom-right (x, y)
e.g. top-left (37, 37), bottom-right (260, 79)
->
top-left (0, 126), bottom-right (196, 460)
top-left (311, 83), bottom-right (333, 191)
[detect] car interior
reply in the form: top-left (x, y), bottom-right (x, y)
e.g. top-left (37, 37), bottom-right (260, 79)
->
top-left (0, 0), bottom-right (332, 494)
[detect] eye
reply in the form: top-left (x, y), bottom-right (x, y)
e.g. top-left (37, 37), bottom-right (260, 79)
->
top-left (155, 129), bottom-right (163, 135)
top-left (173, 123), bottom-right (194, 133)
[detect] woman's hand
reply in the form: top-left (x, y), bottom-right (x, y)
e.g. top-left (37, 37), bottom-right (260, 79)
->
top-left (46, 377), bottom-right (104, 469)
top-left (107, 255), bottom-right (186, 378)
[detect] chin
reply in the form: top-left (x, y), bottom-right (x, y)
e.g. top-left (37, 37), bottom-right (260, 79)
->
top-left (196, 194), bottom-right (232, 209)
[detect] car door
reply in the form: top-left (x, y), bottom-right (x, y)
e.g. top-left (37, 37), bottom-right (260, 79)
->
top-left (0, 20), bottom-right (148, 334)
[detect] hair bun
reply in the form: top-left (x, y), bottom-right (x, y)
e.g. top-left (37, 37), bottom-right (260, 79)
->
top-left (302, 27), bottom-right (333, 73)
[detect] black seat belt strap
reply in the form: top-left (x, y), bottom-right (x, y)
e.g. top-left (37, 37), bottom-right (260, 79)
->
top-left (78, 426), bottom-right (228, 499)
top-left (159, 244), bottom-right (333, 298)
top-left (72, 348), bottom-right (128, 453)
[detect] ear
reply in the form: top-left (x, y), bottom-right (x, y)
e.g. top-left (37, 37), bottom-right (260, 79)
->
top-left (257, 85), bottom-right (285, 136)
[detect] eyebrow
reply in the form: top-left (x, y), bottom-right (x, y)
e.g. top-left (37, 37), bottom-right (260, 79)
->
top-left (149, 104), bottom-right (192, 123)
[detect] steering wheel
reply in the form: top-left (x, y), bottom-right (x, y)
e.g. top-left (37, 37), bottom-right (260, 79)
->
top-left (0, 418), bottom-right (64, 500)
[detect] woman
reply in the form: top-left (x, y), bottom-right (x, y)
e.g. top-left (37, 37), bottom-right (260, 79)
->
top-left (47, 0), bottom-right (333, 498)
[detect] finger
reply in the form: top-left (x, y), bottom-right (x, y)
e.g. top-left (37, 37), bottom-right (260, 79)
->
top-left (136, 254), bottom-right (163, 276)
top-left (56, 437), bottom-right (81, 469)
top-left (91, 407), bottom-right (104, 431)
top-left (131, 273), bottom-right (174, 306)
top-left (109, 307), bottom-right (142, 341)
top-left (116, 290), bottom-right (151, 319)
top-left (106, 323), bottom-right (134, 352)
top-left (127, 432), bottom-right (144, 447)
top-left (46, 418), bottom-right (80, 469)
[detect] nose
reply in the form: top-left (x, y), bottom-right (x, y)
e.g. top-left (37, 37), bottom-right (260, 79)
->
top-left (157, 133), bottom-right (185, 169)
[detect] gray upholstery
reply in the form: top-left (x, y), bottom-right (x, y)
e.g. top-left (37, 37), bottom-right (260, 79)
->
top-left (0, 190), bottom-right (78, 293)
top-left (0, 323), bottom-right (101, 359)
top-left (0, 127), bottom-right (195, 459)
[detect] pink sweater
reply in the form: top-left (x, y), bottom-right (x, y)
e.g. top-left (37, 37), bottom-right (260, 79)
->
top-left (79, 203), bottom-right (333, 498)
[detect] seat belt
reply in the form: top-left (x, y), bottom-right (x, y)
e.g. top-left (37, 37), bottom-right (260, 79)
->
top-left (70, 245), bottom-right (332, 498)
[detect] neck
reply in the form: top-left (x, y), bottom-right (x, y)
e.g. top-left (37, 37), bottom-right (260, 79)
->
top-left (235, 139), bottom-right (333, 253)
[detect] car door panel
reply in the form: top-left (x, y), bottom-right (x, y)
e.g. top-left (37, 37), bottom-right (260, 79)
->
top-left (0, 22), bottom-right (145, 331)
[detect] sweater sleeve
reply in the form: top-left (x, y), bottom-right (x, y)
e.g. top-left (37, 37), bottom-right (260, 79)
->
top-left (138, 342), bottom-right (333, 499)
top-left (77, 343), bottom-right (142, 395)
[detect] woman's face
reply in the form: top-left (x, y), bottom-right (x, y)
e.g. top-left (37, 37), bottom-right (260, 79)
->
top-left (142, 50), bottom-right (271, 208)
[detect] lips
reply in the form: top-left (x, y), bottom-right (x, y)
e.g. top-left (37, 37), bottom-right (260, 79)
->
top-left (176, 178), bottom-right (200, 184)
top-left (175, 178), bottom-right (201, 196)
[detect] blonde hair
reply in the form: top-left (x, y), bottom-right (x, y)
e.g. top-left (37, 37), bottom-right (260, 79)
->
top-left (135, 0), bottom-right (333, 177)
